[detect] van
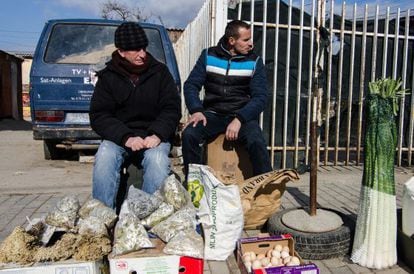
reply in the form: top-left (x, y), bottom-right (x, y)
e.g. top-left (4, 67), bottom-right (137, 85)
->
top-left (30, 19), bottom-right (181, 159)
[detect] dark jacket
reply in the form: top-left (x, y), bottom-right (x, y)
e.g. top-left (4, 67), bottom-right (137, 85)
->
top-left (89, 54), bottom-right (181, 146)
top-left (184, 37), bottom-right (268, 123)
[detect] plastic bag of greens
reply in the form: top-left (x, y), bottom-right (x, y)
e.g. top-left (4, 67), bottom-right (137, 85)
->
top-left (88, 206), bottom-right (117, 229)
top-left (127, 185), bottom-right (163, 219)
top-left (78, 199), bottom-right (106, 219)
top-left (78, 216), bottom-right (108, 236)
top-left (150, 207), bottom-right (196, 242)
top-left (141, 202), bottom-right (174, 228)
top-left (161, 174), bottom-right (190, 210)
top-left (112, 213), bottom-right (153, 255)
top-left (45, 196), bottom-right (80, 229)
top-left (163, 229), bottom-right (204, 258)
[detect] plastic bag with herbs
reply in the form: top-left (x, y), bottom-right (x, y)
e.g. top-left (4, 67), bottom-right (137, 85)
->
top-left (45, 196), bottom-right (80, 229)
top-left (127, 185), bottom-right (163, 219)
top-left (150, 207), bottom-right (197, 242)
top-left (161, 174), bottom-right (189, 210)
top-left (78, 199), bottom-right (107, 219)
top-left (112, 213), bottom-right (153, 255)
top-left (78, 216), bottom-right (108, 236)
top-left (88, 206), bottom-right (117, 229)
top-left (141, 202), bottom-right (174, 228)
top-left (163, 229), bottom-right (204, 258)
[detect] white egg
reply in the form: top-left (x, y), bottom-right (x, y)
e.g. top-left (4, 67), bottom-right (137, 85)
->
top-left (271, 250), bottom-right (281, 258)
top-left (286, 261), bottom-right (300, 266)
top-left (244, 261), bottom-right (252, 271)
top-left (260, 257), bottom-right (270, 267)
top-left (283, 256), bottom-right (291, 264)
top-left (252, 260), bottom-right (262, 270)
top-left (243, 254), bottom-right (252, 263)
top-left (282, 246), bottom-right (290, 253)
top-left (274, 244), bottom-right (283, 252)
top-left (245, 251), bottom-right (256, 261)
top-left (290, 256), bottom-right (301, 265)
top-left (281, 250), bottom-right (290, 259)
top-left (266, 249), bottom-right (273, 258)
top-left (256, 253), bottom-right (266, 260)
top-left (270, 256), bottom-right (280, 266)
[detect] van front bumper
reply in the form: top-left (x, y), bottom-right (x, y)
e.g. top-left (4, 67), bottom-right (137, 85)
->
top-left (33, 126), bottom-right (100, 140)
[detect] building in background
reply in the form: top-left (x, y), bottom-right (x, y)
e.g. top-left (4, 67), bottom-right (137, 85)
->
top-left (12, 51), bottom-right (33, 120)
top-left (0, 50), bottom-right (23, 120)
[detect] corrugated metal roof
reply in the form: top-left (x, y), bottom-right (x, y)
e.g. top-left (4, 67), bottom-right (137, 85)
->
top-left (0, 50), bottom-right (25, 61)
top-left (6, 51), bottom-right (34, 58)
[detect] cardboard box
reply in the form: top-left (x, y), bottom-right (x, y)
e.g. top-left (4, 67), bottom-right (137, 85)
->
top-left (109, 238), bottom-right (203, 274)
top-left (0, 260), bottom-right (107, 274)
top-left (206, 134), bottom-right (253, 183)
top-left (254, 263), bottom-right (320, 274)
top-left (237, 234), bottom-right (319, 274)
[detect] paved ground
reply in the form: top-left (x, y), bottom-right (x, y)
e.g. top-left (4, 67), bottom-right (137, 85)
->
top-left (0, 118), bottom-right (413, 273)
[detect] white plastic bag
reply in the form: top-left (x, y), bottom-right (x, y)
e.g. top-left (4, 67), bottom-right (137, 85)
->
top-left (187, 164), bottom-right (244, 261)
top-left (402, 177), bottom-right (414, 236)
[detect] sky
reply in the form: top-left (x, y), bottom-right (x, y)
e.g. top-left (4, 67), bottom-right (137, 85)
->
top-left (0, 0), bottom-right (413, 53)
top-left (0, 0), bottom-right (205, 52)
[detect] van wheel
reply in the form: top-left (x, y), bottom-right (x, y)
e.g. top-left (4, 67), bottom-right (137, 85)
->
top-left (43, 140), bottom-right (60, 160)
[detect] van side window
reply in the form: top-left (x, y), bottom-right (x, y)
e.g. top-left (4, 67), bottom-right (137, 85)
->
top-left (44, 23), bottom-right (166, 65)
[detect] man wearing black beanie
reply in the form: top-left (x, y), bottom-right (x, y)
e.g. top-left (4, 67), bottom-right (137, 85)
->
top-left (89, 22), bottom-right (181, 209)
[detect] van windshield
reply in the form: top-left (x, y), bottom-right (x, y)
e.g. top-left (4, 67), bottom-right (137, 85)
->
top-left (44, 23), bottom-right (166, 65)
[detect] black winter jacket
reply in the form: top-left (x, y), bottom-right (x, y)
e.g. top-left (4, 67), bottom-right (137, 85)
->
top-left (89, 54), bottom-right (181, 146)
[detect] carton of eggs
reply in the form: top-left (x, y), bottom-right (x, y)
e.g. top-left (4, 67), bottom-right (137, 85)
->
top-left (242, 245), bottom-right (301, 271)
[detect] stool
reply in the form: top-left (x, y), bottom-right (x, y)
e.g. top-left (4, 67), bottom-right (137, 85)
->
top-left (206, 134), bottom-right (253, 184)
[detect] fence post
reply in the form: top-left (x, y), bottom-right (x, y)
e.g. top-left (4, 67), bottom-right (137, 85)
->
top-left (211, 0), bottom-right (228, 45)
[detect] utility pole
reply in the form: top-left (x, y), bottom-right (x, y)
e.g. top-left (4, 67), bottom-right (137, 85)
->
top-left (309, 0), bottom-right (325, 216)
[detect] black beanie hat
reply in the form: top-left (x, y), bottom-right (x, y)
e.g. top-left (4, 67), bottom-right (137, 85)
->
top-left (115, 22), bottom-right (149, 50)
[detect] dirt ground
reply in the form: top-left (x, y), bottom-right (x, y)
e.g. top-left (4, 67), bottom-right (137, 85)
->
top-left (0, 119), bottom-right (93, 194)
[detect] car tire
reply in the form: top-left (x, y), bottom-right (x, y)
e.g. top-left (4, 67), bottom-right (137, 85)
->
top-left (267, 207), bottom-right (355, 260)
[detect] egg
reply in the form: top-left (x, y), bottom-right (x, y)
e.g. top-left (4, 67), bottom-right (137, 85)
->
top-left (244, 251), bottom-right (256, 261)
top-left (243, 254), bottom-right (252, 263)
top-left (271, 250), bottom-right (281, 258)
top-left (266, 249), bottom-right (273, 258)
top-left (286, 261), bottom-right (300, 266)
top-left (290, 256), bottom-right (301, 265)
top-left (270, 256), bottom-right (280, 266)
top-left (281, 250), bottom-right (290, 259)
top-left (274, 244), bottom-right (283, 252)
top-left (244, 261), bottom-right (252, 271)
top-left (260, 257), bottom-right (270, 267)
top-left (283, 256), bottom-right (291, 264)
top-left (256, 253), bottom-right (266, 260)
top-left (282, 246), bottom-right (290, 253)
top-left (252, 259), bottom-right (262, 270)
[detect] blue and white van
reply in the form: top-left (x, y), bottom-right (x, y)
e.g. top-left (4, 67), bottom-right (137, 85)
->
top-left (30, 19), bottom-right (180, 159)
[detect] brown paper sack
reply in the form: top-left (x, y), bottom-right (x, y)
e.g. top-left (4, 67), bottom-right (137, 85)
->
top-left (239, 169), bottom-right (299, 229)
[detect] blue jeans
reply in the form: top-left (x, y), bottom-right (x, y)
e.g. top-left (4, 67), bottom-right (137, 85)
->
top-left (92, 140), bottom-right (171, 209)
top-left (182, 112), bottom-right (272, 176)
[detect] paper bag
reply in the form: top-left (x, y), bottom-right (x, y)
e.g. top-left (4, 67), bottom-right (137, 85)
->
top-left (239, 169), bottom-right (299, 229)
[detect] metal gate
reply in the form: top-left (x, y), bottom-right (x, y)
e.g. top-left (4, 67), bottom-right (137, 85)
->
top-left (175, 0), bottom-right (414, 168)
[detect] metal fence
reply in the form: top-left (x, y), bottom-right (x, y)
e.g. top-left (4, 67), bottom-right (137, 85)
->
top-left (175, 0), bottom-right (414, 168)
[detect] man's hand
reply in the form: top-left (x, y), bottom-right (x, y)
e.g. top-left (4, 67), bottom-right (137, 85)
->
top-left (185, 112), bottom-right (207, 129)
top-left (125, 136), bottom-right (145, 151)
top-left (143, 135), bottom-right (161, 148)
top-left (225, 117), bottom-right (241, 141)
